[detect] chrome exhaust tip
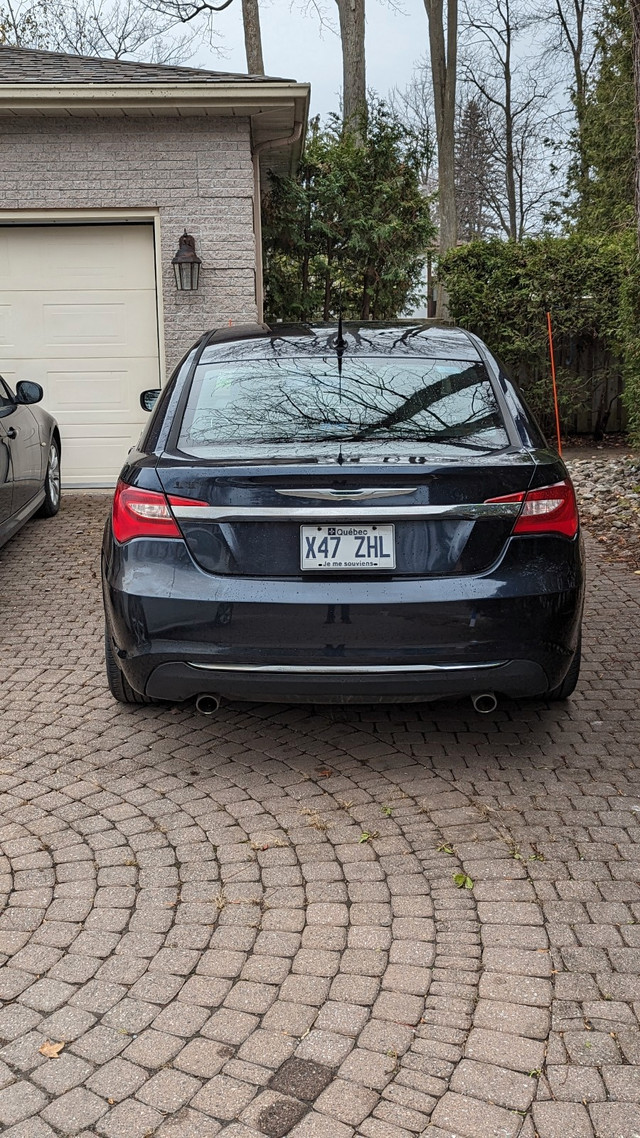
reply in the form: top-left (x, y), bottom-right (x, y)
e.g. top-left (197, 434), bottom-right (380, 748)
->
top-left (195, 694), bottom-right (221, 715)
top-left (472, 692), bottom-right (498, 714)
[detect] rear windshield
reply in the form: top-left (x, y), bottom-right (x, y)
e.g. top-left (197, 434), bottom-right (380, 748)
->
top-left (177, 357), bottom-right (510, 453)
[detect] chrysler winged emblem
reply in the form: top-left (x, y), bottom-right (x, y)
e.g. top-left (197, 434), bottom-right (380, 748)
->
top-left (274, 487), bottom-right (418, 501)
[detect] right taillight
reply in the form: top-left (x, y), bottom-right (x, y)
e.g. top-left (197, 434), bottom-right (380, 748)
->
top-left (486, 479), bottom-right (579, 538)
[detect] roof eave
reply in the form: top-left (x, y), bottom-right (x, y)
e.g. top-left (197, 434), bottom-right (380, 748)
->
top-left (0, 80), bottom-right (310, 114)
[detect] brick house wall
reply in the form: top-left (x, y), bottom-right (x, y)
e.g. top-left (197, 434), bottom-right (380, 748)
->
top-left (0, 114), bottom-right (258, 371)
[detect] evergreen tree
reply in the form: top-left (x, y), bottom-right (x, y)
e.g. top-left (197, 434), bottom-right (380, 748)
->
top-left (575, 0), bottom-right (635, 232)
top-left (263, 102), bottom-right (436, 322)
top-left (455, 98), bottom-right (497, 240)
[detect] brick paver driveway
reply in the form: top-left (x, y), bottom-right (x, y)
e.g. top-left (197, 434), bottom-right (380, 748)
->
top-left (0, 495), bottom-right (639, 1138)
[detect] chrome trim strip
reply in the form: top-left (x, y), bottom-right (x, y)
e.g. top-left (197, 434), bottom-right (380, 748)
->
top-left (187, 662), bottom-right (507, 674)
top-left (274, 487), bottom-right (418, 501)
top-left (172, 503), bottom-right (521, 521)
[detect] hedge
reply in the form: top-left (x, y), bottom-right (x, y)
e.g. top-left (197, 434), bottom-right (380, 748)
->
top-left (438, 235), bottom-right (639, 440)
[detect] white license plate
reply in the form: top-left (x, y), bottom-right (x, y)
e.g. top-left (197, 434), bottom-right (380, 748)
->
top-left (300, 525), bottom-right (396, 570)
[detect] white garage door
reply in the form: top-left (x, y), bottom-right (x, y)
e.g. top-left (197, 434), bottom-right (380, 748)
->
top-left (0, 223), bottom-right (160, 486)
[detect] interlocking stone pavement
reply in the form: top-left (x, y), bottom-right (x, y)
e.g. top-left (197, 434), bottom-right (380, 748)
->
top-left (0, 494), bottom-right (639, 1138)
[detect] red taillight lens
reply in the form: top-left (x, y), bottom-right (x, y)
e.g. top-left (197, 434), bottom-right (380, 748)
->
top-left (112, 482), bottom-right (182, 543)
top-left (112, 483), bottom-right (210, 542)
top-left (486, 479), bottom-right (579, 538)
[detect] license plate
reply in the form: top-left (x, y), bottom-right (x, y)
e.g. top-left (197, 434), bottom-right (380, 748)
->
top-left (300, 524), bottom-right (396, 570)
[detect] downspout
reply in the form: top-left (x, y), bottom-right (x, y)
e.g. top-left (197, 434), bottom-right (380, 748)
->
top-left (252, 120), bottom-right (304, 322)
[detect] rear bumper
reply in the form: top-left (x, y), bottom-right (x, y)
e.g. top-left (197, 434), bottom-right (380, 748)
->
top-left (102, 530), bottom-right (585, 704)
top-left (145, 659), bottom-right (548, 703)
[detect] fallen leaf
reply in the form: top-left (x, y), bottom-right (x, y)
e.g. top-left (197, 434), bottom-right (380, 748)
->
top-left (39, 1040), bottom-right (65, 1059)
top-left (453, 872), bottom-right (474, 890)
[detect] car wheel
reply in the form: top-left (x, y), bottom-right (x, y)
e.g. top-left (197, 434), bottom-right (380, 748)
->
top-left (104, 626), bottom-right (155, 705)
top-left (547, 634), bottom-right (581, 701)
top-left (37, 439), bottom-right (61, 518)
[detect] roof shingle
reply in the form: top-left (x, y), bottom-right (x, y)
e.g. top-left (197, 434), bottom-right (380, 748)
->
top-left (0, 45), bottom-right (290, 84)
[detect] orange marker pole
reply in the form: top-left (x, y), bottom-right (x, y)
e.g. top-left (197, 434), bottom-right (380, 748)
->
top-left (546, 310), bottom-right (563, 457)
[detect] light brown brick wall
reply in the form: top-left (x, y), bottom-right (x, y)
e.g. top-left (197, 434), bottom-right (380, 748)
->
top-left (0, 114), bottom-right (257, 371)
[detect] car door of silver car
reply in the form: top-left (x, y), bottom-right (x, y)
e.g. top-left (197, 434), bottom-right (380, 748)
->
top-left (0, 380), bottom-right (14, 528)
top-left (0, 424), bottom-right (12, 529)
top-left (0, 377), bottom-right (43, 511)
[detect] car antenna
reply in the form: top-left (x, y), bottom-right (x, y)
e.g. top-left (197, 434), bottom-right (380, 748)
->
top-left (335, 301), bottom-right (345, 400)
top-left (335, 298), bottom-right (346, 464)
top-left (336, 309), bottom-right (346, 353)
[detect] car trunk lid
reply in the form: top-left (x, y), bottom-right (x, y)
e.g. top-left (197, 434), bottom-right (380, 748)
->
top-left (157, 447), bottom-right (536, 578)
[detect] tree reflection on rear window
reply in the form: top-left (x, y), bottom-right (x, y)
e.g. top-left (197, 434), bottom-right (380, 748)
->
top-left (177, 358), bottom-right (510, 454)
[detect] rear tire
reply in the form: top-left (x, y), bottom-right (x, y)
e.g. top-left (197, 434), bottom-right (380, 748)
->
top-left (104, 627), bottom-right (154, 705)
top-left (547, 634), bottom-right (581, 701)
top-left (37, 439), bottom-right (61, 518)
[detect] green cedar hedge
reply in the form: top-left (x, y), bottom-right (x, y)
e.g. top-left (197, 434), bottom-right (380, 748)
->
top-left (438, 235), bottom-right (640, 442)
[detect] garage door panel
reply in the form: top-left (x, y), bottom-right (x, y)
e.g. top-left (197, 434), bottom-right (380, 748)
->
top-left (0, 305), bottom-right (15, 348)
top-left (45, 358), bottom-right (159, 415)
top-left (47, 370), bottom-right (128, 411)
top-left (0, 225), bottom-right (157, 292)
top-left (43, 302), bottom-right (127, 349)
top-left (46, 357), bottom-right (158, 411)
top-left (1, 356), bottom-right (158, 412)
top-left (61, 427), bottom-right (145, 484)
top-left (41, 294), bottom-right (159, 355)
top-left (0, 224), bottom-right (160, 486)
top-left (0, 292), bottom-right (158, 359)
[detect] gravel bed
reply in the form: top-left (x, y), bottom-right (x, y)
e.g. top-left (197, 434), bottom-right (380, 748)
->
top-left (566, 452), bottom-right (640, 572)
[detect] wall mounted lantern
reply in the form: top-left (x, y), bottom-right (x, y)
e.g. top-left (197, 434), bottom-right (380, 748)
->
top-left (172, 231), bottom-right (201, 291)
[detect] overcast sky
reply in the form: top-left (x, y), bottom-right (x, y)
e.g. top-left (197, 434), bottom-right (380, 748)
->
top-left (192, 0), bottom-right (428, 119)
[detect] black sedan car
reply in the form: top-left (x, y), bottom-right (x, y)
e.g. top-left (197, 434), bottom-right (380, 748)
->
top-left (0, 376), bottom-right (61, 548)
top-left (102, 322), bottom-right (584, 711)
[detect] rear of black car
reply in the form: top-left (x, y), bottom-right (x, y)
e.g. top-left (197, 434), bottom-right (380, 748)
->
top-left (102, 323), bottom-right (584, 705)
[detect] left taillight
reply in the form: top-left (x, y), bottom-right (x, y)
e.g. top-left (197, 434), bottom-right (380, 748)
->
top-left (112, 481), bottom-right (208, 543)
top-left (486, 479), bottom-right (579, 538)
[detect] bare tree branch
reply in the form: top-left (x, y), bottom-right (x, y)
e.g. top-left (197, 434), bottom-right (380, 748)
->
top-left (0, 0), bottom-right (202, 60)
top-left (459, 0), bottom-right (557, 238)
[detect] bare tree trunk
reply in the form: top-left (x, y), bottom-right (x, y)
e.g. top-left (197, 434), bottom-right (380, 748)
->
top-left (335, 0), bottom-right (366, 132)
top-left (241, 0), bottom-right (264, 74)
top-left (553, 0), bottom-right (591, 193)
top-left (630, 0), bottom-right (640, 244)
top-left (503, 6), bottom-right (517, 240)
top-left (423, 0), bottom-right (458, 313)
